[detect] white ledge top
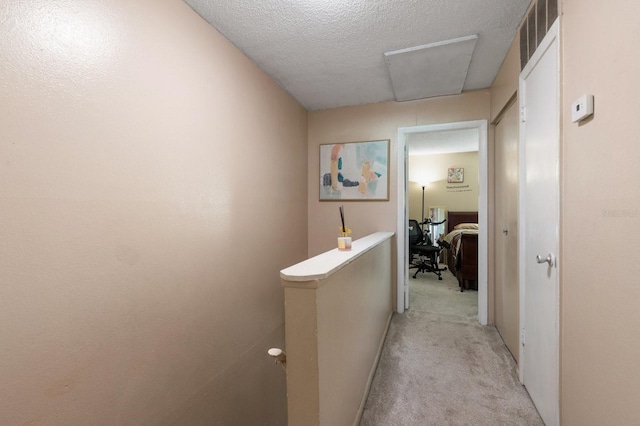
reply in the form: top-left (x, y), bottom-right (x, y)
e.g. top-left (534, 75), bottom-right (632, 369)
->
top-left (280, 232), bottom-right (394, 283)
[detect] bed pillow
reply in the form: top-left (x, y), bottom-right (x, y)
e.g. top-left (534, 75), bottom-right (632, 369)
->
top-left (454, 223), bottom-right (479, 230)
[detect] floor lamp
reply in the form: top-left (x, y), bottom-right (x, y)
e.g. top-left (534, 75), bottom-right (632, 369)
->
top-left (421, 185), bottom-right (426, 224)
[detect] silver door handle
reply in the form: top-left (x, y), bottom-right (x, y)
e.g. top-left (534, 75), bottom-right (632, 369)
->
top-left (536, 254), bottom-right (554, 266)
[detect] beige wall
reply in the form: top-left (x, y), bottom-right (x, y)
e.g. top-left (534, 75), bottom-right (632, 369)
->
top-left (0, 1), bottom-right (307, 424)
top-left (490, 31), bottom-right (521, 123)
top-left (561, 1), bottom-right (640, 424)
top-left (408, 151), bottom-right (479, 222)
top-left (307, 92), bottom-right (491, 258)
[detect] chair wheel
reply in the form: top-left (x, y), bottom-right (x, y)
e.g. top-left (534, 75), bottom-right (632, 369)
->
top-left (438, 277), bottom-right (442, 280)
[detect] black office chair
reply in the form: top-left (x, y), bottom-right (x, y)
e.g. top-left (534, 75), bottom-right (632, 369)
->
top-left (408, 219), bottom-right (447, 280)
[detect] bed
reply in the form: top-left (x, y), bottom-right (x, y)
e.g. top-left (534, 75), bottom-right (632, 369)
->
top-left (438, 211), bottom-right (478, 291)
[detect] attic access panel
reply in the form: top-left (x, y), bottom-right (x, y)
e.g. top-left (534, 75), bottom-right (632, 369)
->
top-left (385, 35), bottom-right (478, 102)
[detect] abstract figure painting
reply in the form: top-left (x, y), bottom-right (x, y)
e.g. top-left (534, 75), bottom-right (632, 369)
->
top-left (447, 167), bottom-right (464, 183)
top-left (320, 140), bottom-right (389, 201)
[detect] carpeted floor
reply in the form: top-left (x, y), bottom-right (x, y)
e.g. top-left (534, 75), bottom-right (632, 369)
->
top-left (359, 268), bottom-right (544, 426)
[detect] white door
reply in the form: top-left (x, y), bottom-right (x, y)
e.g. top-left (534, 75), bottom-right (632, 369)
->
top-left (519, 21), bottom-right (560, 426)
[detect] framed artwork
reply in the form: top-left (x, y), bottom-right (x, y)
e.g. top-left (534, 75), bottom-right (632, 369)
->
top-left (319, 139), bottom-right (389, 201)
top-left (447, 167), bottom-right (464, 183)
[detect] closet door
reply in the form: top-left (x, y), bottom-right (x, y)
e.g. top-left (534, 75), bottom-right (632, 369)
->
top-left (494, 99), bottom-right (519, 362)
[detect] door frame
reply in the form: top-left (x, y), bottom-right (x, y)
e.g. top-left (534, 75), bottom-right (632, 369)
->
top-left (518, 19), bottom-right (561, 425)
top-left (396, 120), bottom-right (488, 325)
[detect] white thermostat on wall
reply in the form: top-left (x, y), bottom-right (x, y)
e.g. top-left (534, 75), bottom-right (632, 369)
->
top-left (571, 94), bottom-right (594, 123)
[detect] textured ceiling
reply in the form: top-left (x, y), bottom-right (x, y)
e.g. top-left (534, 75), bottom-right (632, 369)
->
top-left (184, 0), bottom-right (531, 111)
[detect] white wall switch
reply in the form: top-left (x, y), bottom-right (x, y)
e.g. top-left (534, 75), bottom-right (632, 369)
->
top-left (571, 94), bottom-right (594, 123)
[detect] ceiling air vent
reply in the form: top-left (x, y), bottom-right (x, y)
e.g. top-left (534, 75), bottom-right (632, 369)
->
top-left (384, 34), bottom-right (478, 102)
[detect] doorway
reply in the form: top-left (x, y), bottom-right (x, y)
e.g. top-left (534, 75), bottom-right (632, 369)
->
top-left (396, 120), bottom-right (488, 325)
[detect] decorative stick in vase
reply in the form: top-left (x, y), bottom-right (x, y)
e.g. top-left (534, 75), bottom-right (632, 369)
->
top-left (338, 205), bottom-right (352, 250)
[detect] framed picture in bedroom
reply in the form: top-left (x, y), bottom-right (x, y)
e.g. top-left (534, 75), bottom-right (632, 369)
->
top-left (319, 139), bottom-right (390, 201)
top-left (447, 167), bottom-right (464, 183)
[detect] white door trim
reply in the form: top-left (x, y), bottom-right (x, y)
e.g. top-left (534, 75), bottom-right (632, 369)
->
top-left (518, 19), bottom-right (561, 426)
top-left (396, 120), bottom-right (488, 325)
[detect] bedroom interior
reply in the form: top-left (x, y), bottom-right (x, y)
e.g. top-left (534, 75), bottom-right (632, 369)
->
top-left (408, 147), bottom-right (480, 293)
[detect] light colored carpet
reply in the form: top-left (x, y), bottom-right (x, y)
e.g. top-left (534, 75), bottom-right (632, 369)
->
top-left (359, 268), bottom-right (543, 426)
top-left (408, 269), bottom-right (478, 321)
